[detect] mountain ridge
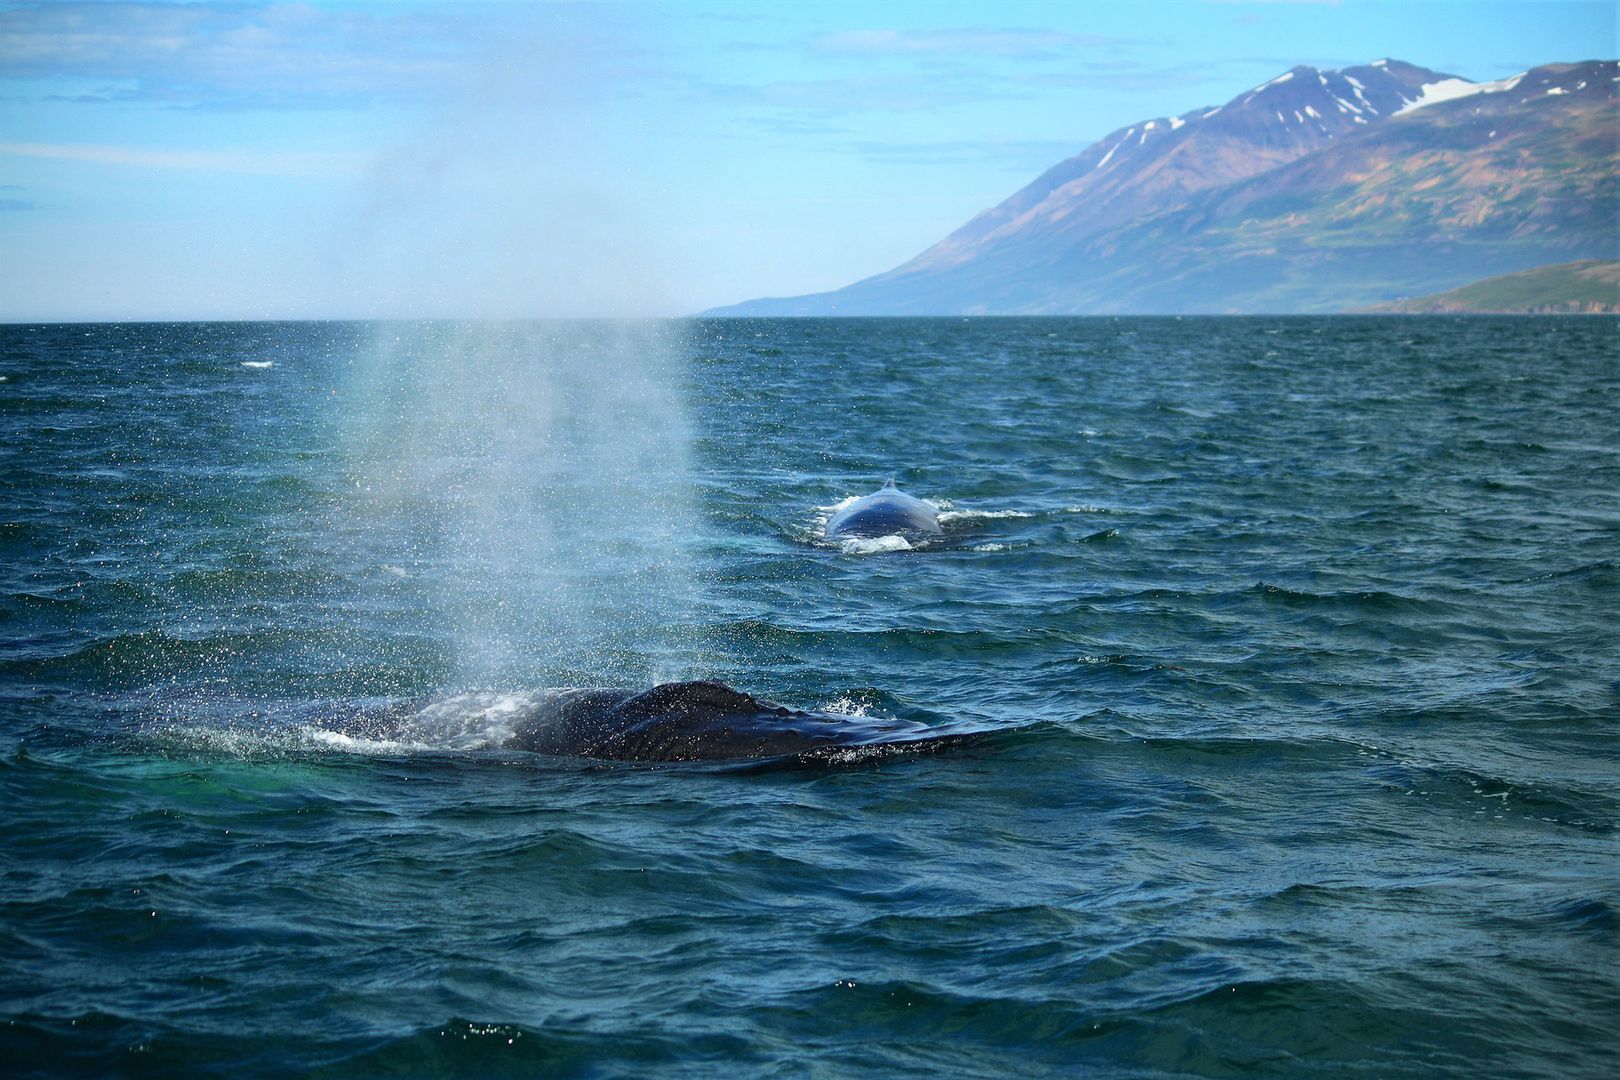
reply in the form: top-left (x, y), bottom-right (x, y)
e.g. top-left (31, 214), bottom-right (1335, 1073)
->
top-left (706, 58), bottom-right (1618, 316)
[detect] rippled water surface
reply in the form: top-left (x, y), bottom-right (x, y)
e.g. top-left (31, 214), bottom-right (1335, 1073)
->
top-left (2, 317), bottom-right (1617, 1077)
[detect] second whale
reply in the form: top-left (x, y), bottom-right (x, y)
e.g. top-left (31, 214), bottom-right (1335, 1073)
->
top-left (826, 479), bottom-right (942, 539)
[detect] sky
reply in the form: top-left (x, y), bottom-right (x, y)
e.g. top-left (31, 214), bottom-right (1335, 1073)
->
top-left (0, 0), bottom-right (1613, 320)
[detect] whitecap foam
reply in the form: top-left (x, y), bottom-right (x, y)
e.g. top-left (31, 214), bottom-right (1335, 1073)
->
top-left (240, 360), bottom-right (273, 369)
top-left (821, 696), bottom-right (873, 717)
top-left (936, 508), bottom-right (1035, 523)
top-left (973, 543), bottom-right (1010, 552)
top-left (149, 722), bottom-right (420, 760)
top-left (299, 727), bottom-right (430, 755)
top-left (840, 534), bottom-right (913, 555)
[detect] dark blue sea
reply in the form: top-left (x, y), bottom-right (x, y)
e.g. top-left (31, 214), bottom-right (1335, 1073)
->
top-left (2, 317), bottom-right (1617, 1077)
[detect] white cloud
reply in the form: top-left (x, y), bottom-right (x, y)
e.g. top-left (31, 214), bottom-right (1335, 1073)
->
top-left (0, 1), bottom-right (634, 110)
top-left (749, 71), bottom-right (1023, 113)
top-left (0, 139), bottom-right (366, 177)
top-left (810, 27), bottom-right (1128, 58)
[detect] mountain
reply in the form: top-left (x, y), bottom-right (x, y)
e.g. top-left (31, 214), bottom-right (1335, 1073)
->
top-left (1358, 259), bottom-right (1619, 313)
top-left (707, 59), bottom-right (1619, 315)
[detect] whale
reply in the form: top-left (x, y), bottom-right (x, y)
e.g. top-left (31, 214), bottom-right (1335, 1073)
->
top-left (364, 681), bottom-right (971, 762)
top-left (504, 681), bottom-right (947, 761)
top-left (826, 479), bottom-right (942, 539)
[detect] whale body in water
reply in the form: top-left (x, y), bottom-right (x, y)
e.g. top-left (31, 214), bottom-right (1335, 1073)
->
top-left (368, 681), bottom-right (969, 762)
top-left (827, 479), bottom-right (942, 538)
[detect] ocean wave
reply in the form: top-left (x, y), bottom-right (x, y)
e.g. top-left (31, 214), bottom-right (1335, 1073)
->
top-left (1361, 758), bottom-right (1618, 833)
top-left (1251, 582), bottom-right (1460, 615)
top-left (7, 317), bottom-right (1619, 1080)
top-left (0, 627), bottom-right (452, 696)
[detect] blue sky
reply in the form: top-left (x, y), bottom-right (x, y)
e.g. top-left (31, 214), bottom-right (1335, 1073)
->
top-left (1, 0), bottom-right (1613, 320)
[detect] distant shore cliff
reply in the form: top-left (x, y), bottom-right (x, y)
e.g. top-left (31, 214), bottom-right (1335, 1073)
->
top-left (1358, 259), bottom-right (1618, 313)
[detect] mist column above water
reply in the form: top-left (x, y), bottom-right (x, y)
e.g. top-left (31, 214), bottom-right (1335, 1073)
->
top-left (340, 320), bottom-right (699, 687)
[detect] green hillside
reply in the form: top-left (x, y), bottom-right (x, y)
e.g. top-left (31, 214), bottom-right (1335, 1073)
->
top-left (1362, 259), bottom-right (1618, 313)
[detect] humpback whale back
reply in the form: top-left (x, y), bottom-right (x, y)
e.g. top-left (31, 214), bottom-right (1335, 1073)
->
top-left (603, 681), bottom-right (850, 761)
top-left (615, 681), bottom-right (783, 721)
top-left (482, 680), bottom-right (946, 762)
top-left (826, 479), bottom-right (943, 539)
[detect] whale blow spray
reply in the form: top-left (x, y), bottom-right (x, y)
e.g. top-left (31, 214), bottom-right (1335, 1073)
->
top-left (341, 320), bottom-right (698, 687)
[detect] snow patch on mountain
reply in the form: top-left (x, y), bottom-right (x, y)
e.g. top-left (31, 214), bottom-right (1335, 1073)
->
top-left (1394, 72), bottom-right (1525, 115)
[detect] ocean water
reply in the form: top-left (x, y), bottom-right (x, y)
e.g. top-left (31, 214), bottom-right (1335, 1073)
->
top-left (2, 316), bottom-right (1616, 1077)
